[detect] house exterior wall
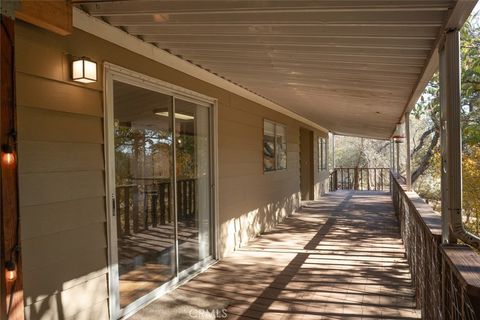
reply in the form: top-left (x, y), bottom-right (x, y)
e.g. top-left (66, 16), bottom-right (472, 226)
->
top-left (15, 20), bottom-right (328, 320)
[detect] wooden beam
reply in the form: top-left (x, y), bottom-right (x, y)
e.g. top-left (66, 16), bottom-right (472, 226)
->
top-left (0, 11), bottom-right (24, 320)
top-left (16, 0), bottom-right (72, 36)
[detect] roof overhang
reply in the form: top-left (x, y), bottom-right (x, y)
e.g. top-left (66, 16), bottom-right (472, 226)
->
top-left (72, 0), bottom-right (478, 139)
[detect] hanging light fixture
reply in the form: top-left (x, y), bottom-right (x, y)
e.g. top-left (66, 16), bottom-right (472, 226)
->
top-left (72, 57), bottom-right (97, 83)
top-left (2, 143), bottom-right (15, 166)
top-left (5, 261), bottom-right (16, 282)
top-left (392, 123), bottom-right (405, 143)
top-left (2, 130), bottom-right (16, 166)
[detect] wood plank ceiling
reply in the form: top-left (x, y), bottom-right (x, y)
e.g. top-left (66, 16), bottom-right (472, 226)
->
top-left (75, 0), bottom-right (470, 139)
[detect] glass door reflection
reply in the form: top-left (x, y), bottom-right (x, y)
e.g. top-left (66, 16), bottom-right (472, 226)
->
top-left (113, 81), bottom-right (176, 307)
top-left (174, 98), bottom-right (212, 272)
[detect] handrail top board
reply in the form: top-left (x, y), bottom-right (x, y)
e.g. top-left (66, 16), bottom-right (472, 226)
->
top-left (391, 173), bottom-right (442, 238)
top-left (442, 244), bottom-right (480, 298)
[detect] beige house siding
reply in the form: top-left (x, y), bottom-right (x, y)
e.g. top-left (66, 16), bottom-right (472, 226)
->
top-left (15, 20), bottom-right (328, 320)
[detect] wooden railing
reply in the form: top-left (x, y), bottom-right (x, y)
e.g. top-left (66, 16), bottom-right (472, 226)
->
top-left (329, 167), bottom-right (390, 192)
top-left (115, 178), bottom-right (196, 237)
top-left (391, 173), bottom-right (480, 319)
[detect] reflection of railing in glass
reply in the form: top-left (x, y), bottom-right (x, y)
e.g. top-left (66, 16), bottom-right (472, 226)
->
top-left (115, 178), bottom-right (197, 237)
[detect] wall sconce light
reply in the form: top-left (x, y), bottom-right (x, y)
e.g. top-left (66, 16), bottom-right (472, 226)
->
top-left (72, 57), bottom-right (97, 83)
top-left (5, 261), bottom-right (17, 282)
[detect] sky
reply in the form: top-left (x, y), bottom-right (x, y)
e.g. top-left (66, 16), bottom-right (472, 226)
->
top-left (473, 2), bottom-right (480, 25)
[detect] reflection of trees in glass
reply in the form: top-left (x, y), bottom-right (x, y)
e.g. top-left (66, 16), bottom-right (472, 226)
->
top-left (115, 126), bottom-right (172, 184)
top-left (115, 125), bottom-right (207, 182)
top-left (264, 120), bottom-right (286, 171)
top-left (264, 138), bottom-right (275, 171)
top-left (176, 134), bottom-right (196, 179)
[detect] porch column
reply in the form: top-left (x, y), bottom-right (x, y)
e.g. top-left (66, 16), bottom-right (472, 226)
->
top-left (439, 43), bottom-right (451, 243)
top-left (0, 2), bottom-right (25, 319)
top-left (405, 113), bottom-right (412, 190)
top-left (396, 140), bottom-right (400, 177)
top-left (390, 140), bottom-right (393, 171)
top-left (442, 29), bottom-right (480, 248)
top-left (331, 133), bottom-right (335, 169)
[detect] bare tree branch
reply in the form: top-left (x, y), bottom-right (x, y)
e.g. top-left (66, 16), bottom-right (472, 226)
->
top-left (412, 130), bottom-right (440, 183)
top-left (412, 127), bottom-right (435, 156)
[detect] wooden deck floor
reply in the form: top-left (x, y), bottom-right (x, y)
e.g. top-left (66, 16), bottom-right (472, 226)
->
top-left (131, 191), bottom-right (421, 320)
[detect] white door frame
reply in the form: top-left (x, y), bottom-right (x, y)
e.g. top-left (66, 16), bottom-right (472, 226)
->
top-left (103, 62), bottom-right (219, 319)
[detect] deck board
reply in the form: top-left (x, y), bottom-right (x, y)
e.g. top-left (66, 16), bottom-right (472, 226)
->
top-left (131, 190), bottom-right (421, 319)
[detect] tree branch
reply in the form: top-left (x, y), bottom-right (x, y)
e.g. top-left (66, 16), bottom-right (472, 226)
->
top-left (412, 129), bottom-right (440, 183)
top-left (412, 127), bottom-right (435, 156)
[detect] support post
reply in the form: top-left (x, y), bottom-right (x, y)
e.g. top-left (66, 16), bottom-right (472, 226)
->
top-left (396, 141), bottom-right (400, 177)
top-left (0, 2), bottom-right (25, 319)
top-left (443, 30), bottom-right (480, 248)
top-left (405, 112), bottom-right (412, 190)
top-left (331, 133), bottom-right (335, 169)
top-left (439, 44), bottom-right (451, 244)
top-left (391, 139), bottom-right (395, 173)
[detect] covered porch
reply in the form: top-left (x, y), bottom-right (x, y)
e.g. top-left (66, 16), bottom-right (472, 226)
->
top-left (0, 1), bottom-right (479, 320)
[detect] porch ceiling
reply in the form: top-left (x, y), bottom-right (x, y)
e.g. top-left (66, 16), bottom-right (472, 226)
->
top-left (74, 0), bottom-right (476, 139)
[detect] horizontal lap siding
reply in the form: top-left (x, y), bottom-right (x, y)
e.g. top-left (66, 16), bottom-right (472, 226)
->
top-left (16, 23), bottom-right (108, 320)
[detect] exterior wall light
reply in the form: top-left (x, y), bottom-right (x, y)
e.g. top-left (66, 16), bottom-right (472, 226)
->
top-left (72, 57), bottom-right (97, 83)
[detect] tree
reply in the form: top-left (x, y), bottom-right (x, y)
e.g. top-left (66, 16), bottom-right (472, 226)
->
top-left (411, 14), bottom-right (480, 235)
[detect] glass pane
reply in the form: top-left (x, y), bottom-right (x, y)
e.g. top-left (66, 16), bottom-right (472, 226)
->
top-left (113, 81), bottom-right (175, 308)
top-left (264, 120), bottom-right (276, 171)
top-left (276, 124), bottom-right (287, 170)
top-left (175, 98), bottom-right (212, 272)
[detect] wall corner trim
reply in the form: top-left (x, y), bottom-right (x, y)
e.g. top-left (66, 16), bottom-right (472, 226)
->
top-left (72, 8), bottom-right (328, 134)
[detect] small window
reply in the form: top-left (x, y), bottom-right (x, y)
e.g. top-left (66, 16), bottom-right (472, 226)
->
top-left (318, 137), bottom-right (327, 171)
top-left (264, 120), bottom-right (287, 172)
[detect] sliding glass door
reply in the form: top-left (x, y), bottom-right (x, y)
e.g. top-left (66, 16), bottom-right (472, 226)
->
top-left (174, 98), bottom-right (212, 272)
top-left (105, 67), bottom-right (215, 318)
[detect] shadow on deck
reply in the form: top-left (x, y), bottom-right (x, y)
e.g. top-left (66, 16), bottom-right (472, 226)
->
top-left (131, 190), bottom-right (421, 320)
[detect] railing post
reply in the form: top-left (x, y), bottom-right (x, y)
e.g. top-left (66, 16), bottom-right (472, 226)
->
top-left (405, 112), bottom-right (412, 191)
top-left (354, 167), bottom-right (359, 190)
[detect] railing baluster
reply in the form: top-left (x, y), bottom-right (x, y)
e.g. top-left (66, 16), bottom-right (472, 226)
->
top-left (125, 186), bottom-right (131, 235)
top-left (116, 187), bottom-right (122, 237)
top-left (132, 185), bottom-right (139, 233)
top-left (159, 183), bottom-right (166, 225)
top-left (360, 168), bottom-right (363, 190)
top-left (151, 190), bottom-right (158, 227)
